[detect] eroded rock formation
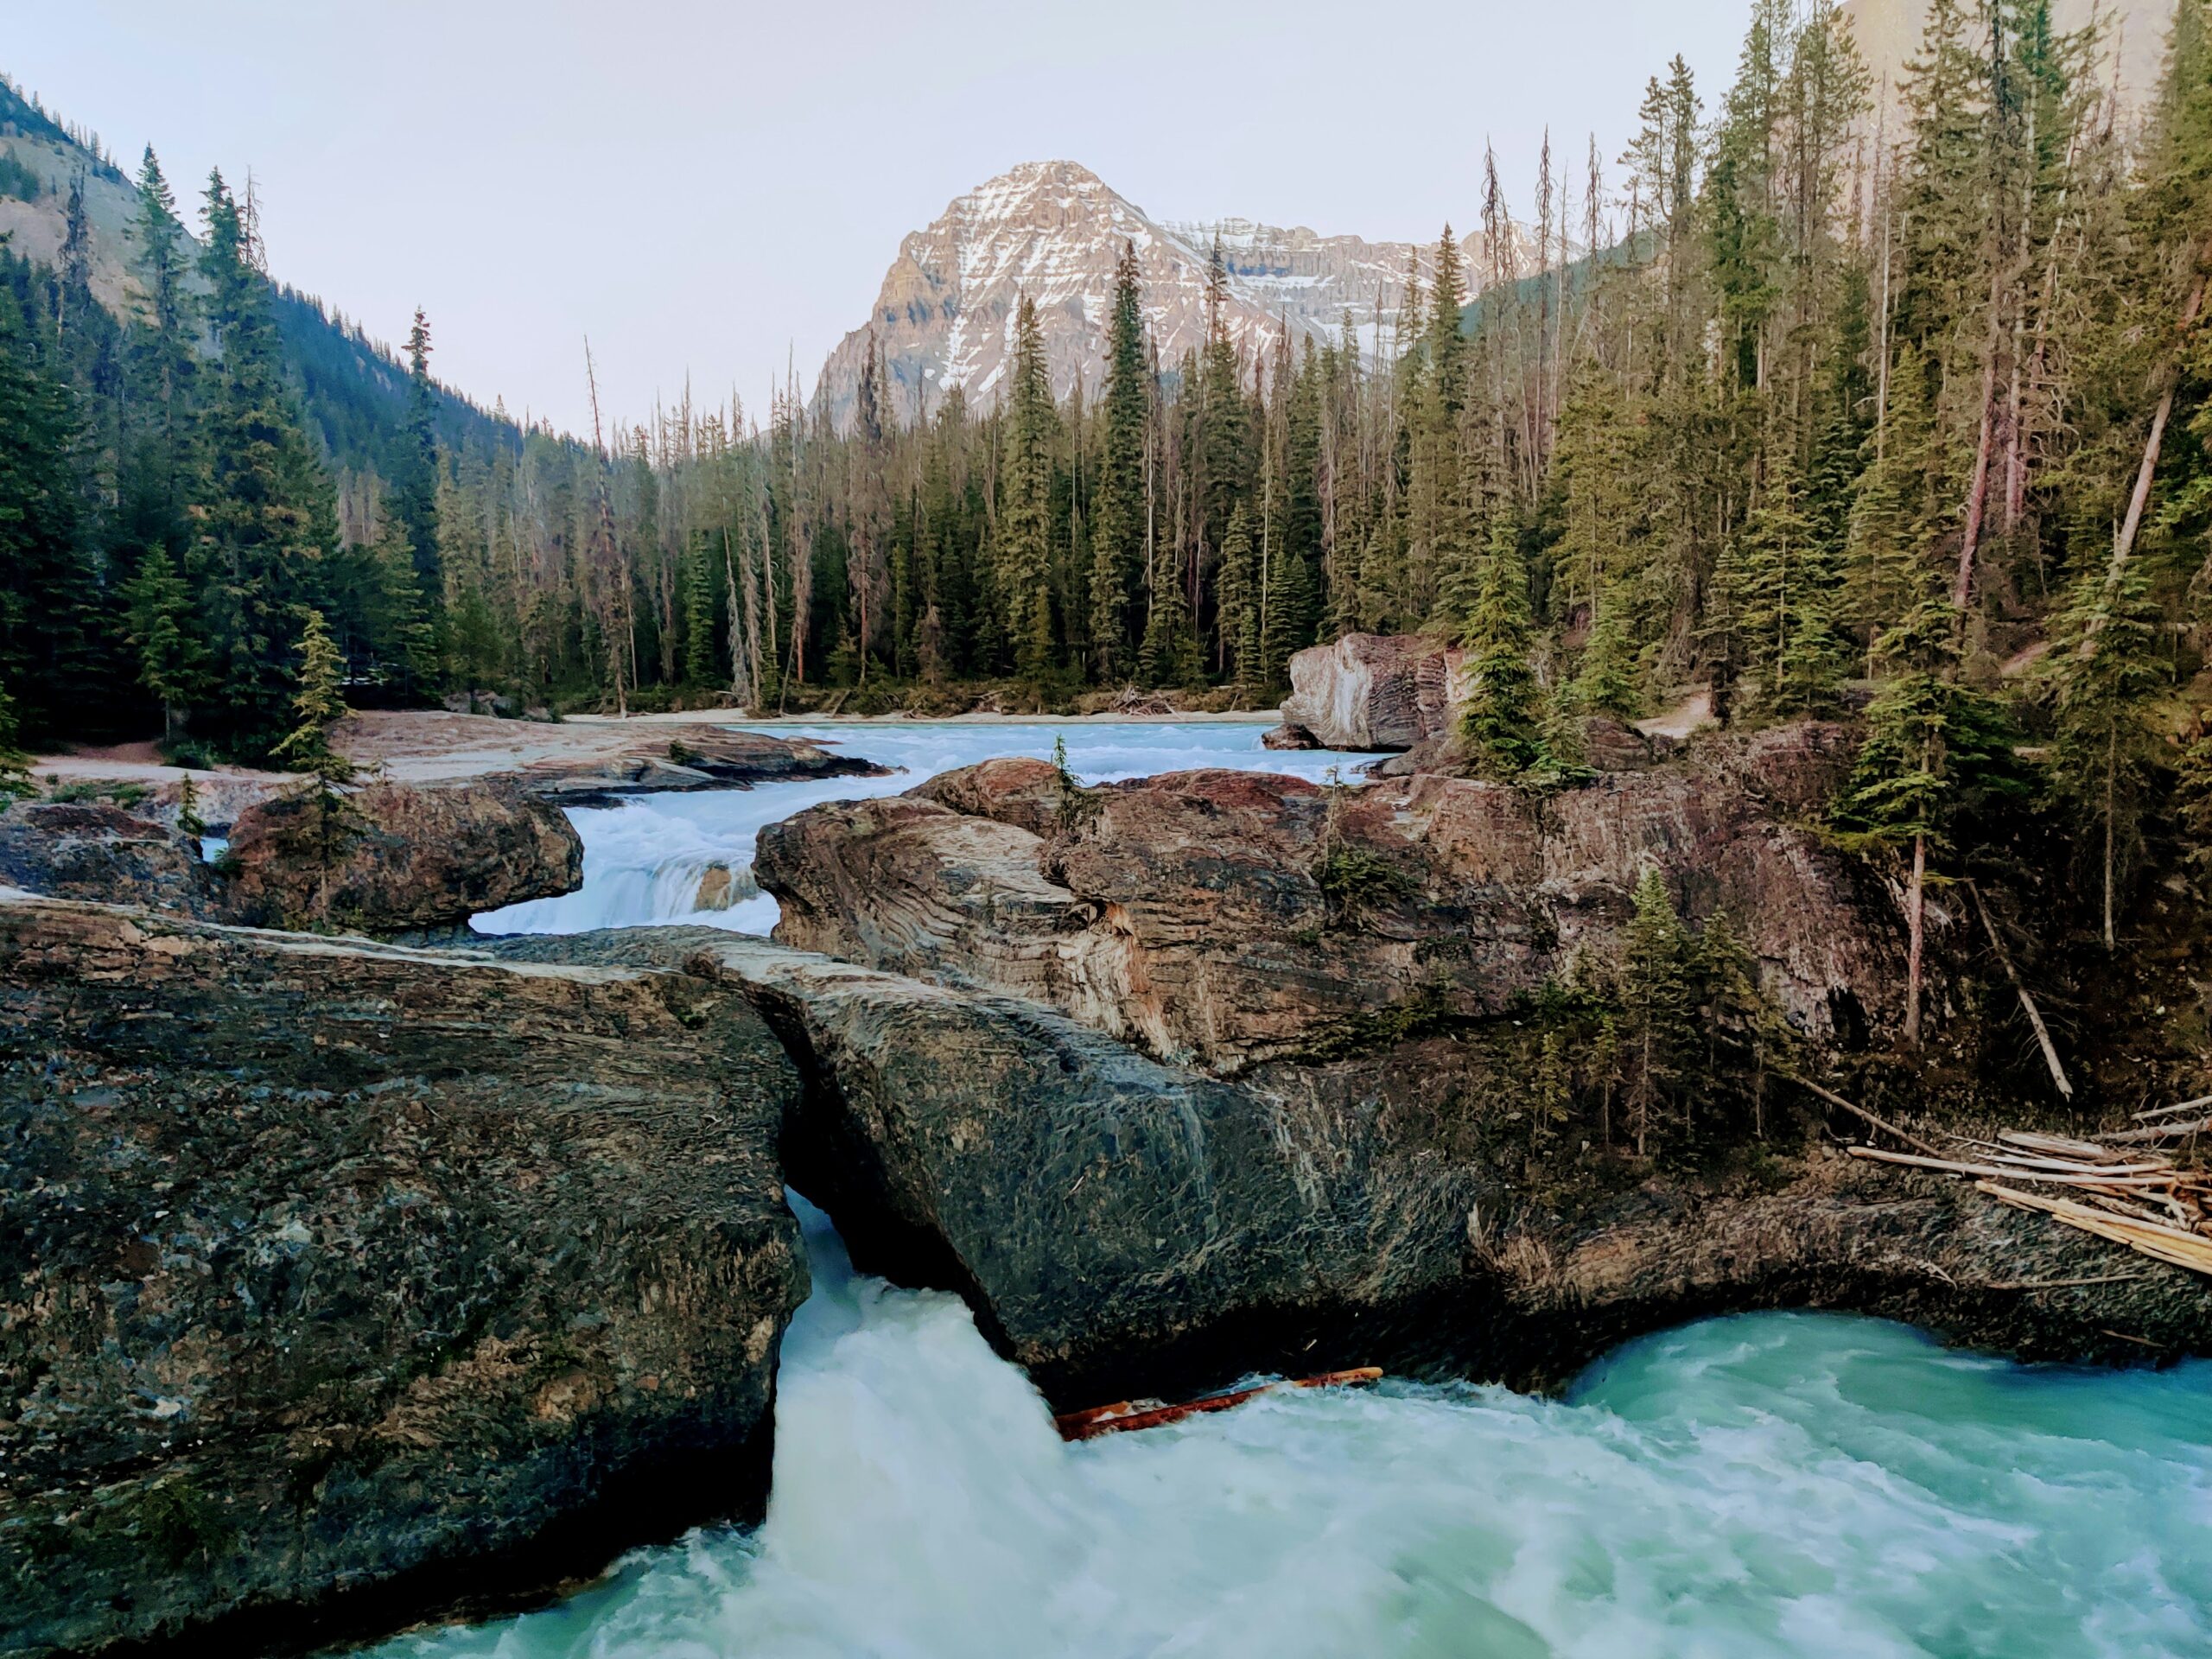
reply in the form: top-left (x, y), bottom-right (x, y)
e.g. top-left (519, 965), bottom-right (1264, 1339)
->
top-left (0, 802), bottom-right (221, 920)
top-left (221, 777), bottom-right (584, 934)
top-left (497, 927), bottom-right (2212, 1412)
top-left (1280, 632), bottom-right (1462, 751)
top-left (758, 722), bottom-right (1904, 1070)
top-left (0, 892), bottom-right (804, 1657)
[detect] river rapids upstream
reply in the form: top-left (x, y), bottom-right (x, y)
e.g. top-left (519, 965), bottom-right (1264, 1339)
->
top-left (409, 721), bottom-right (2212, 1658)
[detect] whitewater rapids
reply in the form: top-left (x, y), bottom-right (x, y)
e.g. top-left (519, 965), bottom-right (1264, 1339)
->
top-left (434, 720), bottom-right (2212, 1658)
top-left (382, 1197), bottom-right (2212, 1659)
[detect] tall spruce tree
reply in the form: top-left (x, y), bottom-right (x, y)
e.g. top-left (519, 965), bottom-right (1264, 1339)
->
top-left (195, 169), bottom-right (340, 753)
top-left (1090, 243), bottom-right (1149, 678)
top-left (394, 307), bottom-right (442, 600)
top-left (2043, 557), bottom-right (2164, 949)
top-left (1459, 508), bottom-right (1546, 778)
top-left (997, 295), bottom-right (1057, 681)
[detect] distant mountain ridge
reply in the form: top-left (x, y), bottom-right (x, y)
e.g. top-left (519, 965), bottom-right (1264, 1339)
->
top-left (0, 74), bottom-right (524, 479)
top-left (1840, 0), bottom-right (2174, 115)
top-left (816, 161), bottom-right (1522, 421)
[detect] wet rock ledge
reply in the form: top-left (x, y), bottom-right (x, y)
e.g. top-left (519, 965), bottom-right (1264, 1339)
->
top-left (0, 892), bottom-right (804, 1659)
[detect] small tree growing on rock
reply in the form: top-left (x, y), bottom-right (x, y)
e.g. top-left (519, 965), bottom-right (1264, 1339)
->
top-left (1618, 866), bottom-right (1694, 1157)
top-left (0, 677), bottom-right (30, 807)
top-left (272, 608), bottom-right (357, 868)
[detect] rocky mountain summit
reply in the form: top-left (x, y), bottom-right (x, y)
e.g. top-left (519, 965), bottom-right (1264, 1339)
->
top-left (816, 160), bottom-right (1508, 419)
top-left (1841, 0), bottom-right (2172, 118)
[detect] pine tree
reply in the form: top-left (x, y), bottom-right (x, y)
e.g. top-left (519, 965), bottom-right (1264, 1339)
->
top-left (1090, 243), bottom-right (1149, 679)
top-left (1833, 602), bottom-right (2024, 1040)
top-left (195, 170), bottom-right (340, 753)
top-left (54, 169), bottom-right (92, 342)
top-left (274, 608), bottom-right (352, 776)
top-left (0, 287), bottom-right (95, 746)
top-left (682, 530), bottom-right (719, 685)
top-left (1217, 501), bottom-right (1262, 699)
top-left (1459, 509), bottom-right (1546, 779)
top-left (1138, 537), bottom-right (1200, 689)
top-left (998, 295), bottom-right (1057, 681)
top-left (1577, 579), bottom-right (1643, 717)
top-left (1618, 866), bottom-right (1694, 1156)
top-left (395, 307), bottom-right (442, 598)
top-left (2042, 556), bottom-right (2164, 949)
top-left (270, 608), bottom-right (358, 876)
top-left (123, 545), bottom-right (205, 740)
top-left (124, 146), bottom-right (197, 543)
top-left (1694, 906), bottom-right (1787, 1137)
top-left (1716, 447), bottom-right (1845, 715)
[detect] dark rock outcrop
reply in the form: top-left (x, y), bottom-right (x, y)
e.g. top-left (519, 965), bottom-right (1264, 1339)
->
top-left (0, 802), bottom-right (220, 919)
top-left (0, 892), bottom-right (805, 1659)
top-left (494, 928), bottom-right (1428, 1402)
top-left (523, 729), bottom-right (885, 807)
top-left (497, 928), bottom-right (2212, 1412)
top-left (221, 777), bottom-right (583, 934)
top-left (1261, 721), bottom-right (1319, 750)
top-left (758, 723), bottom-right (1904, 1070)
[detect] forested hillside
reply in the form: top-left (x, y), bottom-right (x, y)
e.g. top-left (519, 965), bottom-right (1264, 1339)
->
top-left (7, 0), bottom-right (2212, 978)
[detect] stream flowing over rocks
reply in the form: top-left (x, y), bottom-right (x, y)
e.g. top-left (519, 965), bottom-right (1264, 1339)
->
top-left (5, 712), bottom-right (2212, 1656)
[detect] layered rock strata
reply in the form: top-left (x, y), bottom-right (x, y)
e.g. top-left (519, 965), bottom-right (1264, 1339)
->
top-left (757, 723), bottom-right (1902, 1070)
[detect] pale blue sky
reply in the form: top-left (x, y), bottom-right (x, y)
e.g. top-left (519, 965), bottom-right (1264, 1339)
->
top-left (9, 1), bottom-right (1750, 435)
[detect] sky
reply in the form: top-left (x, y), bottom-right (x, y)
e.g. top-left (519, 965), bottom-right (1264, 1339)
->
top-left (9, 1), bottom-right (1751, 436)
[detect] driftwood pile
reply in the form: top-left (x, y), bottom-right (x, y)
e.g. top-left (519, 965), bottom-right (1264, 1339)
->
top-left (1844, 1092), bottom-right (2212, 1278)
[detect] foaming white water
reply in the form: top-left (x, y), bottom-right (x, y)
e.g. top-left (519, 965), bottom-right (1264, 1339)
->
top-left (474, 722), bottom-right (1385, 937)
top-left (386, 1200), bottom-right (2212, 1659)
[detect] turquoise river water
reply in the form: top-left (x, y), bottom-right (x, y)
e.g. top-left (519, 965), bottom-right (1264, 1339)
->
top-left (413, 722), bottom-right (2212, 1658)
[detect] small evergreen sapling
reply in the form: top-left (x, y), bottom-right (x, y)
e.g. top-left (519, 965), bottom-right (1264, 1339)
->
top-left (0, 677), bottom-right (30, 806)
top-left (175, 771), bottom-right (206, 840)
top-left (273, 608), bottom-right (357, 868)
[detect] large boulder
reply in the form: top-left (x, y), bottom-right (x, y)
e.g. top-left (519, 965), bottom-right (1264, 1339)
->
top-left (906, 754), bottom-right (1069, 838)
top-left (494, 928), bottom-right (1460, 1403)
top-left (0, 891), bottom-right (805, 1658)
top-left (756, 723), bottom-right (1904, 1070)
top-left (0, 802), bottom-right (220, 919)
top-left (496, 928), bottom-right (2212, 1410)
top-left (1281, 632), bottom-right (1465, 750)
top-left (221, 777), bottom-right (583, 934)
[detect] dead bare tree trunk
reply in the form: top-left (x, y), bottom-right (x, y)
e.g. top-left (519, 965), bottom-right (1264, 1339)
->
top-left (1968, 880), bottom-right (2074, 1100)
top-left (1952, 266), bottom-right (2007, 616)
top-left (2104, 266), bottom-right (2209, 601)
top-left (1904, 830), bottom-right (1928, 1046)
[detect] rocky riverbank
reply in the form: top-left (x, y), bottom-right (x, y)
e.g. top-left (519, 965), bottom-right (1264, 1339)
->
top-left (758, 721), bottom-right (1901, 1068)
top-left (6, 696), bottom-right (2211, 1656)
top-left (0, 892), bottom-right (804, 1659)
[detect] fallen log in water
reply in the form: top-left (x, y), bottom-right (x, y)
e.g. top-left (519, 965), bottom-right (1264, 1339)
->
top-left (1055, 1368), bottom-right (1384, 1442)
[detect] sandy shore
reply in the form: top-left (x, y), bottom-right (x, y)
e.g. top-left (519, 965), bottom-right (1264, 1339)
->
top-left (29, 706), bottom-right (1287, 797)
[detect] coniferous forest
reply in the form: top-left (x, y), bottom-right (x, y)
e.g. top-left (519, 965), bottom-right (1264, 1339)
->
top-left (8, 0), bottom-right (2212, 973)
